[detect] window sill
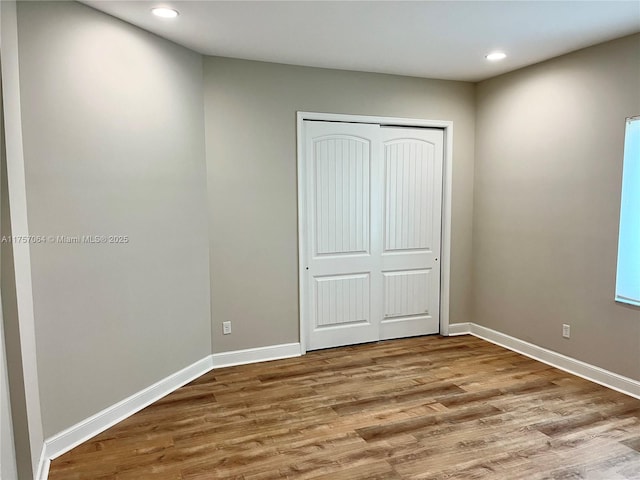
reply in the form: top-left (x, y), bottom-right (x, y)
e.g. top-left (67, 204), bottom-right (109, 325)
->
top-left (615, 296), bottom-right (640, 308)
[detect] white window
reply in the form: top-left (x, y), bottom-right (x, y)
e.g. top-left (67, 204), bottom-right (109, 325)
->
top-left (616, 116), bottom-right (640, 306)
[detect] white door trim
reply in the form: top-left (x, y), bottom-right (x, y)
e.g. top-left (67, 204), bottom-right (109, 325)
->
top-left (296, 111), bottom-right (454, 354)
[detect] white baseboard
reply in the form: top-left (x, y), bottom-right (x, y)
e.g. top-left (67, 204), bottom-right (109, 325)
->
top-left (38, 330), bottom-right (639, 479)
top-left (468, 323), bottom-right (640, 400)
top-left (212, 342), bottom-right (302, 369)
top-left (446, 322), bottom-right (471, 336)
top-left (40, 342), bottom-right (302, 479)
top-left (42, 355), bottom-right (215, 466)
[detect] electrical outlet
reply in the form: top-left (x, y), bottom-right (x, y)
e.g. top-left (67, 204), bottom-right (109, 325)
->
top-left (562, 324), bottom-right (570, 339)
top-left (223, 321), bottom-right (231, 335)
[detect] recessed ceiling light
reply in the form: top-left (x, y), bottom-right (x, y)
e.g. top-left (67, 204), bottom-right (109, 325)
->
top-left (485, 52), bottom-right (507, 61)
top-left (151, 7), bottom-right (179, 18)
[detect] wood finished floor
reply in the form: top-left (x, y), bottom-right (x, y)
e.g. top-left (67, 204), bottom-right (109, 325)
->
top-left (49, 335), bottom-right (640, 479)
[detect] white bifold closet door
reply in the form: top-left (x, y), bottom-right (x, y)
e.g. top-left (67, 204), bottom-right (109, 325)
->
top-left (302, 120), bottom-right (443, 351)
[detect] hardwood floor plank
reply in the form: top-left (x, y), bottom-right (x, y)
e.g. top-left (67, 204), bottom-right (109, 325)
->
top-left (356, 403), bottom-right (503, 442)
top-left (48, 335), bottom-right (640, 479)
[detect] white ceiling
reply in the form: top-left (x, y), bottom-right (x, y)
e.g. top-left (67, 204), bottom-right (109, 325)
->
top-left (81, 1), bottom-right (640, 82)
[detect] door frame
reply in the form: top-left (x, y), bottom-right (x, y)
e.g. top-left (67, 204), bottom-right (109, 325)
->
top-left (296, 111), bottom-right (454, 354)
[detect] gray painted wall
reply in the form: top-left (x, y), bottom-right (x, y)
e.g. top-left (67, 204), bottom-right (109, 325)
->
top-left (1, 142), bottom-right (27, 479)
top-left (0, 312), bottom-right (18, 480)
top-left (1, 122), bottom-right (26, 479)
top-left (1, 85), bottom-right (19, 480)
top-left (7, 0), bottom-right (638, 456)
top-left (474, 34), bottom-right (640, 381)
top-left (15, 1), bottom-right (211, 436)
top-left (204, 57), bottom-right (476, 353)
top-left (1, 181), bottom-right (29, 479)
top-left (1, 0), bottom-right (45, 475)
